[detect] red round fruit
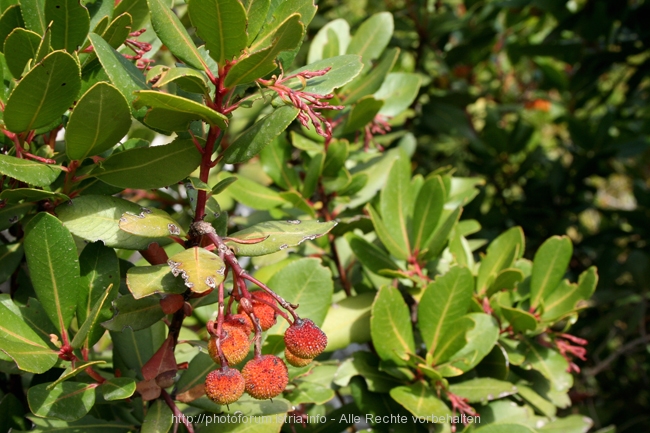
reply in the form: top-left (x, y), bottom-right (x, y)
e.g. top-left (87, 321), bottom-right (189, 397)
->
top-left (284, 348), bottom-right (313, 367)
top-left (207, 327), bottom-right (250, 366)
top-left (284, 318), bottom-right (327, 359)
top-left (242, 355), bottom-right (288, 400)
top-left (224, 314), bottom-right (254, 336)
top-left (204, 367), bottom-right (245, 405)
top-left (238, 291), bottom-right (277, 331)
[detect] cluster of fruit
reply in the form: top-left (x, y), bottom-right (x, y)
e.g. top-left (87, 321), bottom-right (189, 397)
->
top-left (204, 290), bottom-right (327, 405)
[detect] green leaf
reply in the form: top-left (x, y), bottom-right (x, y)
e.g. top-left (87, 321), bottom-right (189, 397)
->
top-left (223, 13), bottom-right (304, 88)
top-left (307, 18), bottom-right (350, 63)
top-left (27, 382), bottom-right (96, 422)
top-left (70, 284), bottom-right (113, 349)
top-left (286, 381), bottom-right (335, 405)
top-left (540, 414), bottom-right (593, 433)
top-left (0, 188), bottom-right (68, 203)
top-left (148, 0), bottom-right (206, 70)
top-left (20, 0), bottom-right (47, 35)
top-left (187, 0), bottom-right (246, 66)
top-left (26, 414), bottom-right (135, 432)
top-left (152, 66), bottom-right (210, 95)
top-left (111, 321), bottom-right (166, 378)
top-left (223, 106), bottom-right (298, 164)
top-left (0, 243), bottom-right (23, 284)
top-left (0, 297), bottom-right (58, 373)
top-left (517, 384), bottom-right (556, 418)
top-left (175, 352), bottom-right (213, 398)
top-left (500, 305), bottom-right (538, 332)
top-left (411, 175), bottom-right (445, 253)
top-left (45, 0), bottom-right (90, 52)
top-left (487, 268), bottom-right (524, 297)
top-left (119, 207), bottom-right (186, 238)
top-left (226, 219), bottom-right (337, 256)
top-left (343, 96), bottom-right (383, 133)
top-left (0, 203), bottom-right (33, 231)
top-left (342, 47), bottom-right (399, 105)
top-left (88, 32), bottom-right (148, 116)
top-left (301, 152), bottom-right (324, 198)
top-left (24, 212), bottom-right (80, 335)
top-left (321, 292), bottom-right (374, 352)
top-left (431, 316), bottom-right (474, 365)
top-left (216, 172), bottom-right (286, 210)
top-left (418, 266), bottom-right (474, 361)
top-left (250, 0), bottom-right (315, 53)
top-left (0, 154), bottom-right (63, 187)
top-left (449, 378), bottom-right (518, 403)
top-left (3, 28), bottom-right (41, 78)
top-left (389, 381), bottom-right (451, 419)
top-left (367, 204), bottom-right (408, 260)
top-left (530, 236), bottom-right (573, 310)
top-left (542, 266), bottom-right (598, 322)
top-left (474, 424), bottom-right (538, 433)
top-left (0, 6), bottom-right (24, 52)
top-left (101, 377), bottom-right (136, 401)
top-left (102, 294), bottom-right (165, 332)
top-left (242, 0), bottom-right (269, 44)
top-left (46, 360), bottom-right (106, 390)
top-left (113, 0), bottom-right (147, 29)
top-left (283, 54), bottom-right (364, 95)
top-left (65, 82), bottom-right (132, 160)
top-left (141, 399), bottom-right (172, 433)
top-left (211, 176), bottom-right (237, 195)
top-left (100, 12), bottom-right (132, 50)
top-left (476, 227), bottom-right (525, 295)
top-left (374, 72), bottom-right (421, 117)
top-left (126, 264), bottom-right (187, 299)
top-left (521, 340), bottom-right (572, 393)
top-left (167, 247), bottom-right (226, 294)
top-left (3, 50), bottom-right (81, 132)
top-left (57, 195), bottom-right (173, 249)
top-left (346, 12), bottom-right (393, 69)
top-left (421, 206), bottom-right (462, 260)
top-left (133, 90), bottom-right (227, 131)
top-left (346, 232), bottom-right (399, 275)
top-left (267, 258), bottom-right (333, 333)
top-left (370, 286), bottom-right (415, 366)
top-left (92, 138), bottom-right (202, 190)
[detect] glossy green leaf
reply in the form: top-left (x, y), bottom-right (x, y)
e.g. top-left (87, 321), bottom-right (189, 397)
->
top-left (101, 377), bottom-right (136, 401)
top-left (517, 384), bottom-right (556, 418)
top-left (3, 50), bottom-right (81, 133)
top-left (25, 415), bottom-right (134, 432)
top-left (380, 151), bottom-right (412, 257)
top-left (251, 0), bottom-right (315, 52)
top-left (0, 297), bottom-right (57, 373)
top-left (346, 12), bottom-right (393, 68)
top-left (100, 12), bottom-right (132, 50)
top-left (418, 267), bottom-right (474, 362)
top-left (92, 138), bottom-right (202, 189)
top-left (321, 292), bottom-right (373, 352)
top-left (57, 195), bottom-right (172, 249)
top-left (542, 266), bottom-right (597, 322)
top-left (20, 0), bottom-right (47, 34)
top-left (46, 360), bottom-right (106, 390)
top-left (103, 294), bottom-right (165, 332)
top-left (3, 28), bottom-right (41, 78)
top-left (126, 264), bottom-right (187, 299)
top-left (175, 352), bottom-right (213, 399)
top-left (0, 188), bottom-right (68, 203)
top-left (119, 207), bottom-right (186, 238)
top-left (0, 155), bottom-right (63, 187)
top-left (307, 18), bottom-right (350, 63)
top-left (370, 286), bottom-right (415, 366)
top-left (449, 378), bottom-right (518, 403)
top-left (226, 219), bottom-right (337, 256)
top-left (322, 139), bottom-right (348, 177)
top-left (301, 152), bottom-right (324, 198)
top-left (374, 72), bottom-right (421, 117)
top-left (242, 0), bottom-right (269, 44)
top-left (334, 351), bottom-right (401, 392)
top-left (500, 305), bottom-right (537, 332)
top-left (0, 203), bottom-right (33, 231)
top-left (148, 0), bottom-right (205, 70)
top-left (389, 382), bottom-right (451, 419)
top-left (0, 243), bottom-right (22, 284)
top-left (0, 6), bottom-right (24, 52)
top-left (71, 284), bottom-right (113, 349)
top-left (88, 33), bottom-right (148, 116)
top-left (367, 204), bottom-right (408, 260)
top-left (476, 227), bottom-right (525, 295)
top-left (530, 235), bottom-right (573, 310)
top-left (487, 268), bottom-right (524, 297)
top-left (267, 258), bottom-right (333, 333)
top-left (187, 0), bottom-right (246, 66)
top-left (216, 172), bottom-right (286, 210)
top-left (27, 382), bottom-right (96, 421)
top-left (223, 106), bottom-right (299, 164)
top-left (223, 14), bottom-right (304, 88)
top-left (134, 90), bottom-right (227, 131)
top-left (111, 321), bottom-right (166, 378)
top-left (343, 96), bottom-right (383, 133)
top-left (66, 82), bottom-right (132, 160)
top-left (474, 424), bottom-right (537, 433)
top-left (411, 175), bottom-right (445, 253)
top-left (141, 398), bottom-right (172, 433)
top-left (84, 0), bottom-right (113, 31)
top-left (342, 47), bottom-right (398, 105)
top-left (346, 232), bottom-right (399, 275)
top-left (167, 247), bottom-right (226, 294)
top-left (421, 206), bottom-right (462, 260)
top-left (24, 213), bottom-right (80, 334)
top-left (152, 66), bottom-right (209, 94)
top-left (45, 0), bottom-right (90, 52)
top-left (113, 0), bottom-right (147, 29)
top-left (521, 340), bottom-right (572, 393)
top-left (283, 54), bottom-right (364, 95)
top-left (431, 315), bottom-right (474, 365)
top-left (286, 381), bottom-right (335, 405)
top-left (539, 414), bottom-right (593, 433)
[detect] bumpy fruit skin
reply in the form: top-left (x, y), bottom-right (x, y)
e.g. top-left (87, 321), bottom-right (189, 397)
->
top-left (205, 367), bottom-right (245, 405)
top-left (285, 348), bottom-right (313, 367)
top-left (284, 318), bottom-right (327, 359)
top-left (242, 355), bottom-right (288, 400)
top-left (238, 291), bottom-right (277, 331)
top-left (207, 328), bottom-right (250, 365)
top-left (225, 314), bottom-right (254, 336)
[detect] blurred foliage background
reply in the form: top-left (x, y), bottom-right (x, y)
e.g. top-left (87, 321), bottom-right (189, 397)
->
top-left (311, 0), bottom-right (650, 430)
